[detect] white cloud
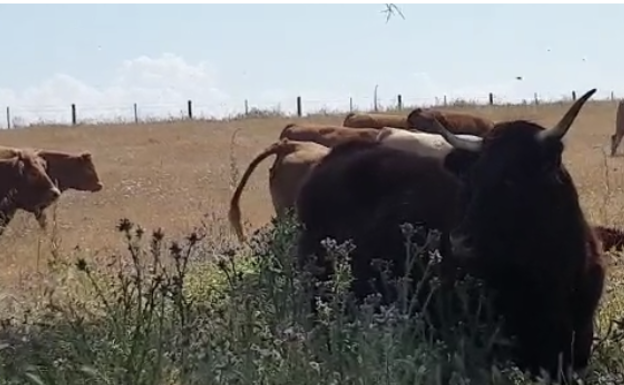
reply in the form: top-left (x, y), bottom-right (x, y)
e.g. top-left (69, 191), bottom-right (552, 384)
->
top-left (1, 53), bottom-right (233, 127)
top-left (0, 54), bottom-right (593, 128)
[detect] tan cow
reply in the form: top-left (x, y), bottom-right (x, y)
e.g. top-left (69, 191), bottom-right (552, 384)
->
top-left (343, 112), bottom-right (409, 129)
top-left (406, 107), bottom-right (494, 136)
top-left (278, 123), bottom-right (380, 148)
top-left (0, 146), bottom-right (103, 229)
top-left (228, 138), bottom-right (329, 242)
top-left (610, 99), bottom-right (624, 156)
top-left (0, 150), bottom-right (61, 235)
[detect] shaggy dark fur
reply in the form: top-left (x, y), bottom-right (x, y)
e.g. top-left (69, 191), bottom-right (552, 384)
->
top-left (445, 119), bottom-right (605, 379)
top-left (296, 139), bottom-right (472, 308)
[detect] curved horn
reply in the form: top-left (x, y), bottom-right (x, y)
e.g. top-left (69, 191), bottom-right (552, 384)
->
top-left (429, 117), bottom-right (483, 153)
top-left (537, 88), bottom-right (597, 142)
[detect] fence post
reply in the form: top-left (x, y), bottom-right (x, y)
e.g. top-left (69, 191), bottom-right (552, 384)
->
top-left (349, 97), bottom-right (353, 112)
top-left (534, 92), bottom-right (539, 105)
top-left (611, 91), bottom-right (615, 101)
top-left (397, 94), bottom-right (402, 110)
top-left (71, 103), bottom-right (77, 125)
top-left (373, 84), bottom-right (379, 112)
top-left (572, 91), bottom-right (577, 101)
top-left (488, 93), bottom-right (494, 105)
top-left (296, 96), bottom-right (302, 117)
top-left (6, 107), bottom-right (10, 129)
top-left (187, 100), bottom-right (193, 119)
top-left (443, 95), bottom-right (447, 106)
top-left (133, 103), bottom-right (138, 124)
top-left (244, 99), bottom-right (249, 115)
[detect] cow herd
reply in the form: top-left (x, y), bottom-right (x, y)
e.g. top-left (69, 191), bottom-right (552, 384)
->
top-left (0, 145), bottom-right (103, 235)
top-left (0, 87), bottom-right (622, 380)
top-left (228, 88), bottom-right (624, 381)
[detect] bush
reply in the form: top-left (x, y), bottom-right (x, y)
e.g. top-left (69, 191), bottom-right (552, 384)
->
top-left (1, 214), bottom-right (624, 385)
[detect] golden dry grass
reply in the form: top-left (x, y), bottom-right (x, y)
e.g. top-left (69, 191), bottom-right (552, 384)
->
top-left (0, 100), bottom-right (623, 296)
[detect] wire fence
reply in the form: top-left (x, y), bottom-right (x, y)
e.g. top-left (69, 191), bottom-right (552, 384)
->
top-left (3, 90), bottom-right (620, 129)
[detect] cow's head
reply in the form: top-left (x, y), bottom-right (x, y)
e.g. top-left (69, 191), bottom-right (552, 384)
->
top-left (406, 107), bottom-right (425, 129)
top-left (407, 107), bottom-right (445, 134)
top-left (429, 88), bottom-right (597, 259)
top-left (39, 151), bottom-right (103, 192)
top-left (10, 150), bottom-right (61, 212)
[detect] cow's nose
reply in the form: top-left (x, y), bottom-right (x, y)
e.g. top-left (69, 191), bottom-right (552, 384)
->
top-left (49, 186), bottom-right (61, 200)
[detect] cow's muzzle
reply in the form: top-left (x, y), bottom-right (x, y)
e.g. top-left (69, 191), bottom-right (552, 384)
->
top-left (43, 186), bottom-right (61, 206)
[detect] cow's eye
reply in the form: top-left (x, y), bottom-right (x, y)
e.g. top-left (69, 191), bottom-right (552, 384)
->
top-left (26, 169), bottom-right (37, 181)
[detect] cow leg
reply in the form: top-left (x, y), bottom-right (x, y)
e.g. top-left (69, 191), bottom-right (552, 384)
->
top-left (295, 230), bottom-right (336, 357)
top-left (611, 133), bottom-right (623, 156)
top-left (572, 262), bottom-right (606, 370)
top-left (34, 209), bottom-right (48, 230)
top-left (296, 231), bottom-right (329, 318)
top-left (0, 208), bottom-right (16, 236)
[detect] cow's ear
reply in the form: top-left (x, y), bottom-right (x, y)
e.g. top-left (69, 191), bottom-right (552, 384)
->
top-left (443, 148), bottom-right (479, 179)
top-left (406, 108), bottom-right (423, 128)
top-left (80, 152), bottom-right (92, 160)
top-left (540, 137), bottom-right (564, 170)
top-left (13, 150), bottom-right (25, 172)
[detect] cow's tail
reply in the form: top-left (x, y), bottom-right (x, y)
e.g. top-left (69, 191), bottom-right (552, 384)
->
top-left (228, 138), bottom-right (292, 243)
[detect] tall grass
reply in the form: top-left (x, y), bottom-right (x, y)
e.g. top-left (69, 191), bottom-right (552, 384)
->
top-left (1, 213), bottom-right (624, 385)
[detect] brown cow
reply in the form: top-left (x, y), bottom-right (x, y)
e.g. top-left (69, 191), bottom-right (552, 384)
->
top-left (407, 107), bottom-right (494, 136)
top-left (0, 146), bottom-right (103, 229)
top-left (228, 138), bottom-right (329, 242)
top-left (342, 112), bottom-right (408, 129)
top-left (609, 99), bottom-right (624, 156)
top-left (278, 123), bottom-right (379, 148)
top-left (32, 150), bottom-right (103, 228)
top-left (295, 88), bottom-right (604, 380)
top-left (0, 150), bottom-right (61, 234)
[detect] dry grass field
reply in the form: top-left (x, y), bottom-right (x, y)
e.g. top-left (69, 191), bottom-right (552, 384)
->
top-left (0, 99), bottom-right (623, 297)
top-left (3, 99), bottom-right (624, 384)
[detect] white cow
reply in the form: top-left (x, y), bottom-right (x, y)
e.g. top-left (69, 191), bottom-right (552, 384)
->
top-left (376, 126), bottom-right (482, 161)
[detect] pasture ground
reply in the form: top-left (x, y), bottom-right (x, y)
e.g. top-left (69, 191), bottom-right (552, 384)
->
top-left (1, 100), bottom-right (624, 384)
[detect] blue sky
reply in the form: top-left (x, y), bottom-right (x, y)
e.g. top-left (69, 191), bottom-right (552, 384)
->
top-left (0, 4), bottom-right (621, 124)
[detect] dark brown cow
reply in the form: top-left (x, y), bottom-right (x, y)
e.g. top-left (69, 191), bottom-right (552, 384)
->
top-left (342, 112), bottom-right (408, 129)
top-left (407, 107), bottom-right (494, 136)
top-left (295, 88), bottom-right (604, 380)
top-left (0, 150), bottom-right (61, 234)
top-left (278, 123), bottom-right (380, 148)
top-left (416, 88), bottom-right (604, 379)
top-left (33, 150), bottom-right (103, 228)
